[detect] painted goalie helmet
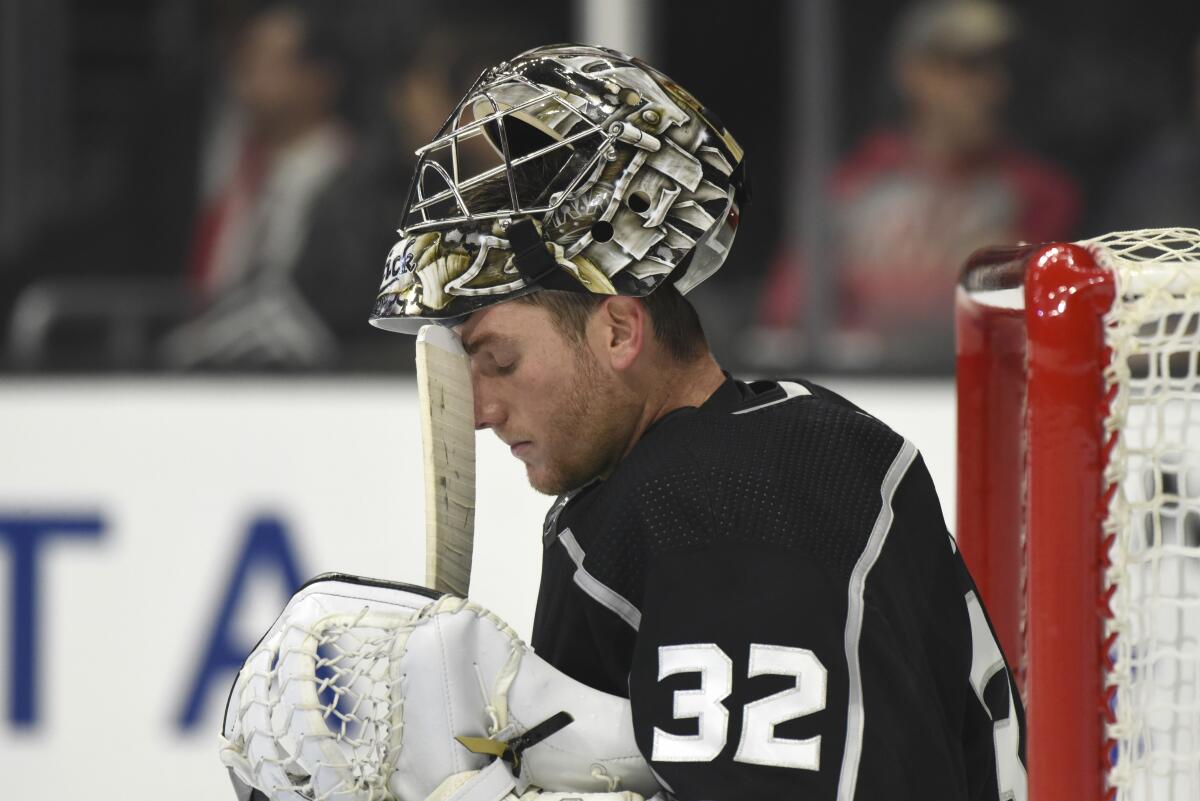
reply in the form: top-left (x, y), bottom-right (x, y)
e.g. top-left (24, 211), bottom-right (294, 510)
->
top-left (369, 43), bottom-right (748, 333)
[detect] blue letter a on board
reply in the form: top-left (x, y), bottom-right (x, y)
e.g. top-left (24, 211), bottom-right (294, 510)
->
top-left (177, 515), bottom-right (305, 730)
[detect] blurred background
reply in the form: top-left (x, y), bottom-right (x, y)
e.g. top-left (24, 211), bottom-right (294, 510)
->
top-left (4, 0), bottom-right (1198, 376)
top-left (1, 0), bottom-right (1198, 797)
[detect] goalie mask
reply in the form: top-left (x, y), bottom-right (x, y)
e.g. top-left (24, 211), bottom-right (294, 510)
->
top-left (369, 43), bottom-right (748, 333)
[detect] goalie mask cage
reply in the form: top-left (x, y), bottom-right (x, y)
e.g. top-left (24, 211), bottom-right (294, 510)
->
top-left (956, 228), bottom-right (1200, 801)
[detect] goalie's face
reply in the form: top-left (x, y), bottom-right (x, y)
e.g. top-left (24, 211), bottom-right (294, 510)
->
top-left (460, 299), bottom-right (642, 495)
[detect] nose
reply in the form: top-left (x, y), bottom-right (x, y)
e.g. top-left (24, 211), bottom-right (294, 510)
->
top-left (473, 376), bottom-right (505, 431)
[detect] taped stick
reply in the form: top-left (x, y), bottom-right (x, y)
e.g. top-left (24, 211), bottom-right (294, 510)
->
top-left (415, 325), bottom-right (476, 597)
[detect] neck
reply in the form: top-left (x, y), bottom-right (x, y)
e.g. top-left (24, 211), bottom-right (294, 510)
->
top-left (621, 353), bottom-right (726, 460)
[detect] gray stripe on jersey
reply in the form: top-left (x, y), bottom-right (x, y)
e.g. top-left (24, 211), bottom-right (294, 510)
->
top-left (731, 381), bottom-right (811, 414)
top-left (558, 528), bottom-right (643, 631)
top-left (836, 438), bottom-right (919, 801)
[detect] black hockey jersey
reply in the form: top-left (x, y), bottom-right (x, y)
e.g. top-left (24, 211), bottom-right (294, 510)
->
top-left (530, 377), bottom-right (1026, 801)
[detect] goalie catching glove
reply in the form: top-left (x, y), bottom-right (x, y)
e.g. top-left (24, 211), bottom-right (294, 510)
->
top-left (219, 574), bottom-right (659, 801)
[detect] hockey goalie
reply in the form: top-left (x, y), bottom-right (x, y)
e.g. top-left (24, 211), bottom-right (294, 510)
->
top-left (221, 42), bottom-right (1026, 801)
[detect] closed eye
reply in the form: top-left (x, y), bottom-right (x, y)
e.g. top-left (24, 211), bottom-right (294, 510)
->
top-left (473, 352), bottom-right (518, 378)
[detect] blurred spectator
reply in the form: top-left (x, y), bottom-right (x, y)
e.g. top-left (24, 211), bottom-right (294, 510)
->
top-left (1099, 33), bottom-right (1200, 231)
top-left (161, 0), bottom-right (354, 368)
top-left (757, 0), bottom-right (1080, 371)
top-left (0, 1), bottom-right (572, 371)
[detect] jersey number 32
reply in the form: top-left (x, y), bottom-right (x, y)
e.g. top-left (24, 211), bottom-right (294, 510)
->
top-left (651, 643), bottom-right (827, 770)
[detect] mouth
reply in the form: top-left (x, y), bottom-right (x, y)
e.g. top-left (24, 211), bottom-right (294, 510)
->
top-left (509, 441), bottom-right (532, 458)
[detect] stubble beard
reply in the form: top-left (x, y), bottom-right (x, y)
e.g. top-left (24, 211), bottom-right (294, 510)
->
top-left (525, 346), bottom-right (637, 496)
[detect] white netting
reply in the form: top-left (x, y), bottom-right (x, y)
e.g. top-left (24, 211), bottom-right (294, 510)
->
top-left (1088, 228), bottom-right (1200, 800)
top-left (222, 579), bottom-right (661, 801)
top-left (222, 604), bottom-right (420, 801)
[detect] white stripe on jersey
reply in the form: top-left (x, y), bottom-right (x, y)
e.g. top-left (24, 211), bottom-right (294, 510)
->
top-left (558, 528), bottom-right (643, 631)
top-left (731, 381), bottom-right (811, 415)
top-left (836, 439), bottom-right (919, 801)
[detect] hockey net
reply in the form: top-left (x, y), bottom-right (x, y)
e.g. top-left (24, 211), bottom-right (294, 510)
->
top-left (1099, 229), bottom-right (1200, 799)
top-left (956, 228), bottom-right (1200, 801)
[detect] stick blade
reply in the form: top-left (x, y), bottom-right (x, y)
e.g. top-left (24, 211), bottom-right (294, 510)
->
top-left (415, 325), bottom-right (476, 597)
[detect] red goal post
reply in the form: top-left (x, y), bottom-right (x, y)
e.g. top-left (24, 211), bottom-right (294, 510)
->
top-left (956, 228), bottom-right (1200, 801)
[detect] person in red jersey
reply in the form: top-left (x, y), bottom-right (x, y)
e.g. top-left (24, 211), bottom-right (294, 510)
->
top-left (758, 0), bottom-right (1079, 370)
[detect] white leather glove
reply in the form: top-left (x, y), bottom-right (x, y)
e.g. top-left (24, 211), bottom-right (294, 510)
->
top-left (219, 573), bottom-right (659, 801)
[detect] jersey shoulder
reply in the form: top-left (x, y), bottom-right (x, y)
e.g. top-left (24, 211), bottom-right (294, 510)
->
top-left (641, 377), bottom-right (906, 486)
top-left (603, 378), bottom-right (911, 578)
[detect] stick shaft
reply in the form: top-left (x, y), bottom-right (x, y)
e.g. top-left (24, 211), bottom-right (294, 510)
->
top-left (416, 325), bottom-right (476, 597)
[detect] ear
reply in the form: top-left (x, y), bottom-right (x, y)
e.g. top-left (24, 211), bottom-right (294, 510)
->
top-left (594, 296), bottom-right (647, 372)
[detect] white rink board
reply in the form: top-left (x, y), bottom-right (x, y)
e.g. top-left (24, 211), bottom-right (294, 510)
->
top-left (0, 376), bottom-right (955, 801)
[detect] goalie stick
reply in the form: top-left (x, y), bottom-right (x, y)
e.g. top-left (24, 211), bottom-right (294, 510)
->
top-left (415, 324), bottom-right (476, 597)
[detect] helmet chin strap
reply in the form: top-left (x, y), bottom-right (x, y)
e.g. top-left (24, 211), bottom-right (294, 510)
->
top-left (506, 219), bottom-right (589, 294)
